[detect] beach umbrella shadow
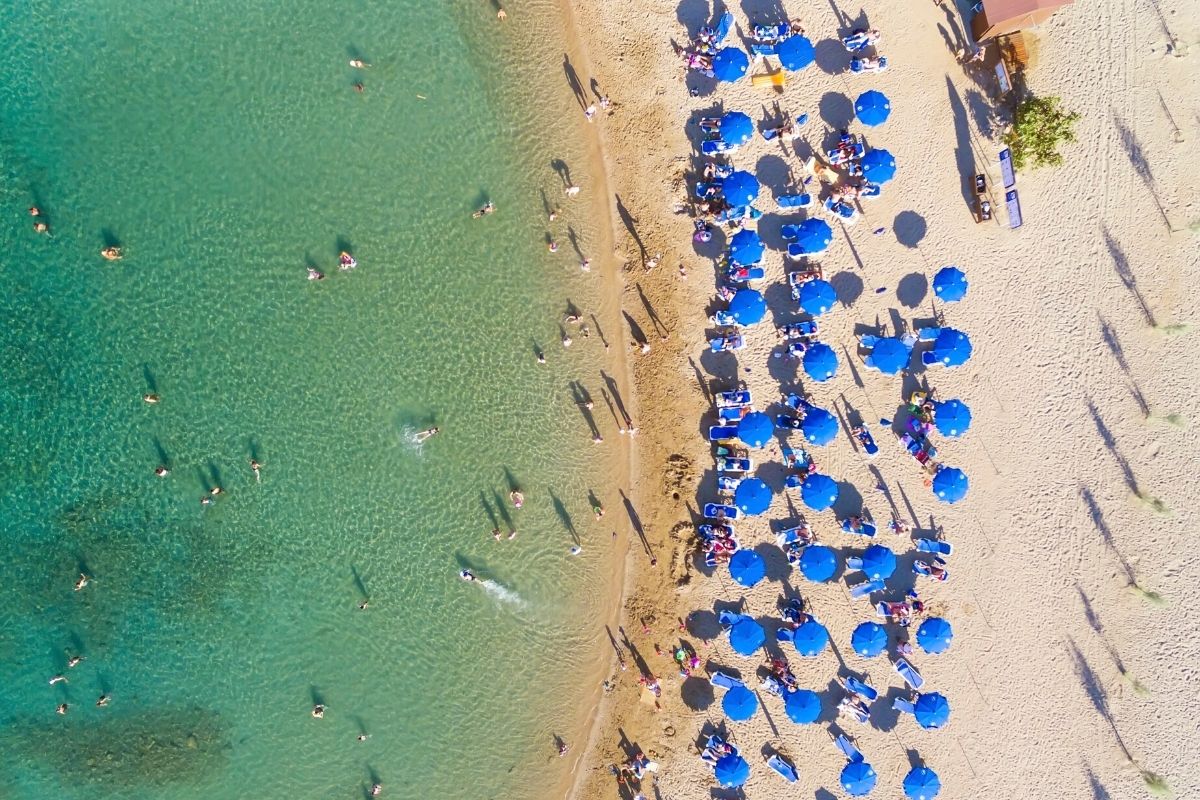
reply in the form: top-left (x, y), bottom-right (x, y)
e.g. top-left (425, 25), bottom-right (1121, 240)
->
top-left (814, 38), bottom-right (850, 75)
top-left (819, 91), bottom-right (855, 131)
top-left (830, 270), bottom-right (864, 307)
top-left (894, 211), bottom-right (927, 248)
top-left (681, 676), bottom-right (715, 710)
top-left (896, 272), bottom-right (928, 308)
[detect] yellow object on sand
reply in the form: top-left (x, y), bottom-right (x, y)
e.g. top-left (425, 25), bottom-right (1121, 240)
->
top-left (751, 72), bottom-right (786, 87)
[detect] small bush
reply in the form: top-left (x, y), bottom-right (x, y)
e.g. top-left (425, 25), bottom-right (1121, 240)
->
top-left (1003, 96), bottom-right (1080, 169)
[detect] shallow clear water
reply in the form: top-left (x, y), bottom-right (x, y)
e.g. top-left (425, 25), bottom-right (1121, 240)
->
top-left (0, 1), bottom-right (617, 798)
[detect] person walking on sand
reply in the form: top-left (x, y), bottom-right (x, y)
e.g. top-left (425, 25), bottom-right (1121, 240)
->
top-left (580, 258), bottom-right (591, 271)
top-left (584, 104), bottom-right (597, 121)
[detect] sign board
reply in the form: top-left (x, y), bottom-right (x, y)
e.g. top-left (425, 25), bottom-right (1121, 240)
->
top-left (999, 148), bottom-right (1016, 188)
top-left (1005, 189), bottom-right (1023, 229)
top-left (995, 61), bottom-right (1011, 94)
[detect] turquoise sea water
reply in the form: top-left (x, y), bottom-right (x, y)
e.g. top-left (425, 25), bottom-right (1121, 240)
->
top-left (0, 2), bottom-right (618, 798)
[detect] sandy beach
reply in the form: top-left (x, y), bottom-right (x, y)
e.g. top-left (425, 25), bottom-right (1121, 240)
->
top-left (563, 0), bottom-right (1200, 797)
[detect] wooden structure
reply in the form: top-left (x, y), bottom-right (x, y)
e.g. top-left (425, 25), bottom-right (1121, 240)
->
top-left (971, 0), bottom-right (1073, 41)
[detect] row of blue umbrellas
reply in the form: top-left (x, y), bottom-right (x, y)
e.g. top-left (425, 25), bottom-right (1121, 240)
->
top-left (725, 610), bottom-right (953, 655)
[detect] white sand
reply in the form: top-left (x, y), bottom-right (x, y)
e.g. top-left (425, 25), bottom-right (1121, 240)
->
top-left (568, 0), bottom-right (1200, 797)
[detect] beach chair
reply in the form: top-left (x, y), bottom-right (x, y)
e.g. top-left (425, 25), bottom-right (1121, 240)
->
top-left (704, 548), bottom-right (719, 568)
top-left (916, 327), bottom-right (942, 342)
top-left (834, 733), bottom-right (865, 763)
top-left (839, 696), bottom-right (871, 724)
top-left (787, 242), bottom-right (820, 260)
top-left (779, 320), bottom-right (819, 340)
top-left (859, 183), bottom-right (882, 199)
top-left (715, 475), bottom-right (741, 493)
top-left (695, 181), bottom-right (722, 199)
top-left (713, 11), bottom-right (734, 44)
top-left (776, 626), bottom-right (795, 644)
top-left (710, 335), bottom-right (745, 353)
top-left (892, 696), bottom-right (917, 715)
top-left (716, 456), bottom-right (752, 472)
top-left (716, 389), bottom-right (752, 408)
top-left (708, 425), bottom-right (738, 441)
top-left (777, 194), bottom-right (813, 211)
top-left (857, 334), bottom-right (880, 351)
top-left (853, 425), bottom-right (879, 456)
top-left (767, 754), bottom-right (799, 783)
top-left (752, 22), bottom-right (790, 41)
top-left (718, 610), bottom-right (741, 628)
top-left (916, 538), bottom-right (953, 556)
top-left (785, 340), bottom-right (809, 358)
top-left (760, 674), bottom-right (787, 697)
top-left (893, 657), bottom-right (924, 690)
top-left (701, 139), bottom-right (738, 156)
top-left (850, 55), bottom-right (888, 73)
top-left (843, 674), bottom-right (879, 702)
top-left (710, 310), bottom-right (737, 326)
top-left (825, 196), bottom-right (859, 222)
top-left (710, 671), bottom-right (746, 690)
top-left (913, 559), bottom-right (949, 581)
top-left (704, 503), bottom-right (741, 520)
top-left (849, 578), bottom-right (885, 599)
top-left (750, 42), bottom-right (778, 57)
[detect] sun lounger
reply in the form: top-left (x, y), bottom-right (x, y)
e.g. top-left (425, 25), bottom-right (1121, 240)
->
top-left (777, 194), bottom-right (813, 210)
top-left (782, 393), bottom-right (804, 412)
top-left (704, 503), bottom-right (741, 520)
top-left (779, 320), bottom-right (819, 340)
top-left (752, 22), bottom-right (790, 41)
top-left (839, 696), bottom-right (871, 724)
top-left (787, 242), bottom-right (818, 260)
top-left (913, 559), bottom-right (949, 581)
top-left (767, 754), bottom-right (799, 783)
top-left (750, 42), bottom-right (778, 57)
top-left (849, 55), bottom-right (888, 73)
top-left (857, 334), bottom-right (880, 350)
top-left (710, 334), bottom-right (746, 353)
top-left (859, 183), bottom-right (882, 199)
top-left (718, 610), bottom-right (741, 627)
top-left (710, 671), bottom-right (746, 690)
top-left (841, 519), bottom-right (877, 537)
top-left (784, 473), bottom-right (803, 489)
top-left (916, 327), bottom-right (942, 342)
top-left (716, 389), bottom-right (751, 408)
top-left (853, 425), bottom-right (879, 456)
top-left (893, 657), bottom-right (924, 690)
top-left (786, 340), bottom-right (808, 358)
top-left (776, 414), bottom-right (803, 430)
top-left (710, 310), bottom-right (737, 326)
top-left (849, 578), bottom-right (885, 599)
top-left (728, 266), bottom-right (765, 283)
top-left (834, 733), bottom-right (865, 763)
top-left (893, 696), bottom-right (917, 715)
top-left (915, 538), bottom-right (953, 556)
top-left (776, 626), bottom-right (795, 644)
top-left (698, 523), bottom-right (733, 540)
top-left (845, 555), bottom-right (864, 571)
top-left (709, 425), bottom-right (739, 441)
top-left (702, 139), bottom-right (738, 156)
top-left (825, 196), bottom-right (859, 222)
top-left (760, 674), bottom-right (787, 696)
top-left (695, 181), bottom-right (722, 199)
top-left (718, 406), bottom-right (747, 422)
top-left (716, 456), bottom-right (752, 472)
top-left (843, 674), bottom-right (879, 702)
top-left (716, 475), bottom-right (741, 493)
top-left (713, 11), bottom-right (733, 44)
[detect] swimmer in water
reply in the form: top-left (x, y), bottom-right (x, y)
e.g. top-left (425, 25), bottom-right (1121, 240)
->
top-left (370, 784), bottom-right (383, 797)
top-left (74, 573), bottom-right (90, 591)
top-left (96, 694), bottom-right (110, 708)
top-left (101, 245), bottom-right (123, 261)
top-left (338, 251), bottom-right (357, 271)
top-left (349, 59), bottom-right (371, 68)
top-left (250, 458), bottom-right (262, 482)
top-left (307, 267), bottom-right (325, 281)
top-left (155, 465), bottom-right (170, 477)
top-left (143, 393), bottom-right (160, 404)
top-left (67, 655), bottom-right (84, 668)
top-left (312, 704), bottom-right (325, 719)
top-left (472, 201), bottom-right (495, 219)
top-left (57, 703), bottom-right (69, 715)
top-left (459, 570), bottom-right (477, 582)
top-left (510, 490), bottom-right (524, 508)
top-left (49, 674), bottom-right (67, 685)
top-left (414, 427), bottom-right (440, 443)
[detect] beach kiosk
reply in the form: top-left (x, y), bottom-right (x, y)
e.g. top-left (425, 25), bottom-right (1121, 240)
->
top-left (971, 0), bottom-right (1075, 41)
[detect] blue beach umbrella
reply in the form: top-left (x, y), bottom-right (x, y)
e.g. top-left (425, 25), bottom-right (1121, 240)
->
top-left (800, 406), bottom-right (838, 445)
top-left (720, 111), bottom-right (753, 145)
top-left (861, 148), bottom-right (897, 184)
top-left (728, 616), bottom-right (766, 655)
top-left (783, 688), bottom-right (822, 723)
top-left (737, 411), bottom-right (774, 448)
top-left (904, 766), bottom-right (943, 800)
top-left (794, 218), bottom-right (833, 254)
top-left (861, 544), bottom-right (897, 580)
top-left (929, 328), bottom-right (972, 367)
top-left (798, 278), bottom-right (838, 315)
top-left (728, 228), bottom-right (764, 265)
top-left (793, 619), bottom-right (829, 656)
top-left (932, 265), bottom-right (968, 302)
top-left (713, 47), bottom-right (750, 82)
top-left (933, 399), bottom-right (972, 437)
top-left (715, 754), bottom-right (751, 787)
top-left (851, 621), bottom-right (888, 657)
top-left (729, 288), bottom-right (767, 325)
top-left (865, 337), bottom-right (909, 374)
top-left (799, 543), bottom-right (838, 582)
top-left (734, 477), bottom-right (772, 515)
top-left (917, 617), bottom-right (953, 655)
top-left (722, 171), bottom-right (760, 208)
top-left (931, 466), bottom-right (968, 504)
top-left (855, 90), bottom-right (892, 126)
top-left (841, 761), bottom-right (878, 796)
top-left (778, 34), bottom-right (816, 70)
top-left (729, 549), bottom-right (767, 587)
top-left (802, 343), bottom-right (838, 383)
top-left (799, 474), bottom-right (838, 511)
top-left (722, 684), bottom-right (758, 721)
top-left (914, 692), bottom-right (951, 729)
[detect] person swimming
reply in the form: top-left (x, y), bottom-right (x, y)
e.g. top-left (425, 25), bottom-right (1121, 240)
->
top-left (74, 573), bottom-right (90, 591)
top-left (339, 251), bottom-right (357, 271)
top-left (459, 570), bottom-right (477, 582)
top-left (312, 704), bottom-right (325, 718)
top-left (100, 246), bottom-right (123, 261)
top-left (143, 393), bottom-right (160, 404)
top-left (349, 59), bottom-right (371, 68)
top-left (307, 267), bottom-right (325, 281)
top-left (155, 465), bottom-right (170, 477)
top-left (472, 201), bottom-right (495, 219)
top-left (414, 427), bottom-right (439, 443)
top-left (250, 458), bottom-right (262, 482)
top-left (510, 490), bottom-right (524, 508)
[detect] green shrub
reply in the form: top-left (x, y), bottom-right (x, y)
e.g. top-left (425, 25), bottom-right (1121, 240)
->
top-left (1004, 96), bottom-right (1080, 169)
